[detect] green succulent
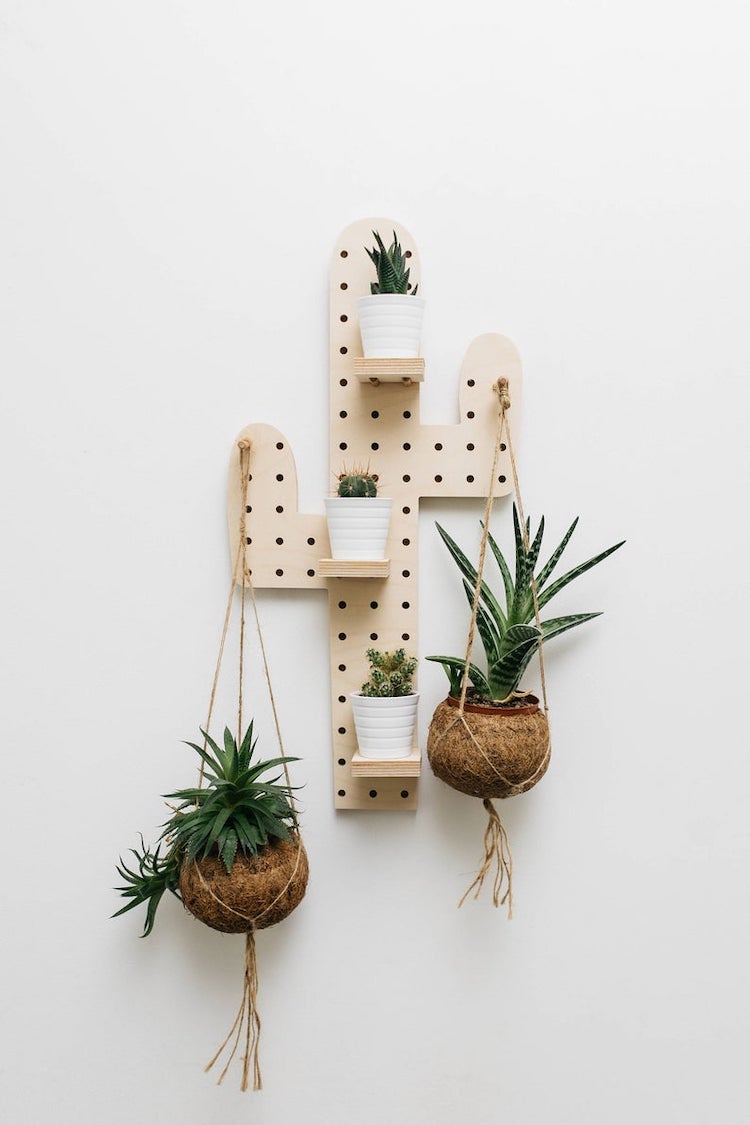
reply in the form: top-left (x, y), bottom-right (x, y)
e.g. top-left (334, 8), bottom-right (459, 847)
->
top-left (427, 507), bottom-right (624, 702)
top-left (337, 465), bottom-right (378, 498)
top-left (163, 722), bottom-right (299, 873)
top-left (365, 230), bottom-right (418, 296)
top-left (113, 838), bottom-right (181, 938)
top-left (113, 721), bottom-right (299, 937)
top-left (360, 648), bottom-right (417, 697)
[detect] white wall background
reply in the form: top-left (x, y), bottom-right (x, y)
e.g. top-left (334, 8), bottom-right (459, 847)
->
top-left (2, 2), bottom-right (748, 1122)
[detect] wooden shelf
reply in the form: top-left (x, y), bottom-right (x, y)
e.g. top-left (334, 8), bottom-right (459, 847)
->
top-left (353, 358), bottom-right (425, 385)
top-left (351, 747), bottom-right (421, 778)
top-left (318, 559), bottom-right (390, 578)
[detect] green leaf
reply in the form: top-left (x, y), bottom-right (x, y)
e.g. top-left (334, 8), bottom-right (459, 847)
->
top-left (435, 523), bottom-right (507, 635)
top-left (535, 517), bottom-right (578, 589)
top-left (425, 655), bottom-right (490, 698)
top-left (540, 612), bottom-right (602, 641)
top-left (537, 540), bottom-right (625, 611)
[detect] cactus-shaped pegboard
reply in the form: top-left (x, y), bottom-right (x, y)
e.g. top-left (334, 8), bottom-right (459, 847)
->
top-left (228, 219), bottom-right (522, 810)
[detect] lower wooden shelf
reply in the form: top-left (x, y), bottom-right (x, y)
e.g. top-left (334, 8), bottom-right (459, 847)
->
top-left (350, 747), bottom-right (421, 778)
top-left (318, 559), bottom-right (390, 578)
top-left (352, 358), bottom-right (425, 385)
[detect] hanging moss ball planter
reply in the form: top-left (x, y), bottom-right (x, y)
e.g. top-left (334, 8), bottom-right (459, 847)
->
top-left (180, 837), bottom-right (309, 934)
top-left (427, 694), bottom-right (550, 800)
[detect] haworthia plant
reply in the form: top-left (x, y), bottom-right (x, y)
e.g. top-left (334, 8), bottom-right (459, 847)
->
top-left (365, 230), bottom-right (418, 295)
top-left (427, 506), bottom-right (624, 702)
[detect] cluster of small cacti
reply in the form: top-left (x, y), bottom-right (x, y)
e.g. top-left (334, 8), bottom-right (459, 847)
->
top-left (365, 230), bottom-right (418, 296)
top-left (337, 466), bottom-right (378, 498)
top-left (360, 648), bottom-right (417, 697)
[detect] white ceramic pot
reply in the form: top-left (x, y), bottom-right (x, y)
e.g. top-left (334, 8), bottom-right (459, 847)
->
top-left (324, 497), bottom-right (392, 560)
top-left (357, 294), bottom-right (426, 358)
top-left (350, 692), bottom-right (420, 759)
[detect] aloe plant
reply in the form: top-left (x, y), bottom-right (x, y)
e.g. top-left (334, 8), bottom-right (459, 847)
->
top-left (427, 507), bottom-right (624, 702)
top-left (113, 722), bottom-right (299, 936)
top-left (360, 648), bottom-right (417, 697)
top-left (365, 230), bottom-right (418, 295)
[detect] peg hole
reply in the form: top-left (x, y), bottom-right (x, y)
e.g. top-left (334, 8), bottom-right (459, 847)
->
top-left (340, 378), bottom-right (348, 387)
top-left (467, 443), bottom-right (475, 451)
top-left (340, 346), bottom-right (348, 355)
top-left (338, 633), bottom-right (346, 641)
top-left (307, 537), bottom-right (315, 545)
top-left (402, 601), bottom-right (410, 609)
top-left (339, 410), bottom-right (347, 418)
top-left (370, 633), bottom-right (378, 641)
top-left (338, 789), bottom-right (346, 797)
top-left (340, 250), bottom-right (348, 258)
top-left (338, 758), bottom-right (346, 766)
top-left (371, 442), bottom-right (379, 450)
top-left (276, 441), bottom-right (284, 450)
top-left (402, 633), bottom-right (410, 641)
top-left (371, 410), bottom-right (379, 419)
top-left (339, 442), bottom-right (348, 450)
top-left (403, 410), bottom-right (411, 419)
top-left (434, 474), bottom-right (442, 483)
top-left (338, 601), bottom-right (347, 609)
top-left (369, 790), bottom-right (378, 799)
top-left (467, 411), bottom-right (475, 419)
top-left (340, 282), bottom-right (348, 290)
top-left (467, 379), bottom-right (475, 387)
top-left (467, 475), bottom-right (474, 483)
top-left (275, 537), bottom-right (283, 545)
top-left (307, 569), bottom-right (315, 577)
top-left (401, 790), bottom-right (409, 799)
top-left (402, 538), bottom-right (410, 546)
top-left (402, 506), bottom-right (410, 514)
top-left (402, 570), bottom-right (411, 578)
top-left (434, 442), bottom-right (443, 451)
top-left (276, 473), bottom-right (284, 482)
top-left (338, 727), bottom-right (346, 735)
top-left (370, 601), bottom-right (378, 609)
top-left (340, 313), bottom-right (348, 322)
top-left (403, 442), bottom-right (411, 451)
top-left (338, 664), bottom-right (346, 672)
top-left (276, 505), bottom-right (284, 513)
top-left (275, 568), bottom-right (283, 577)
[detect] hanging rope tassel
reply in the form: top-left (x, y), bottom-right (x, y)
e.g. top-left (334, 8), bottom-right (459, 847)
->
top-left (205, 931), bottom-right (263, 1092)
top-left (458, 799), bottom-right (514, 918)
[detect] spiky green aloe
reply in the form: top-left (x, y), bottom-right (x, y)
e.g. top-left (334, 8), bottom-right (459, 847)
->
top-left (113, 722), bottom-right (299, 937)
top-left (113, 838), bottom-right (181, 938)
top-left (427, 507), bottom-right (624, 702)
top-left (365, 230), bottom-right (418, 295)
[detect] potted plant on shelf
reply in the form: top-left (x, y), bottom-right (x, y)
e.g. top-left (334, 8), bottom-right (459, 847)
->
top-left (426, 506), bottom-right (624, 798)
top-left (351, 648), bottom-right (419, 759)
top-left (114, 720), bottom-right (308, 936)
top-left (324, 465), bottom-right (393, 560)
top-left (357, 229), bottom-right (425, 358)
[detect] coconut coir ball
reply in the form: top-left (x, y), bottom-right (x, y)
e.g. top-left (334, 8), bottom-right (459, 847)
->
top-left (179, 838), bottom-right (309, 934)
top-left (427, 700), bottom-right (550, 799)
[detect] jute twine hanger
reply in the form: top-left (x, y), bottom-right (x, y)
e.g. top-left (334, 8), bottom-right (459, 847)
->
top-left (431, 378), bottom-right (551, 918)
top-left (190, 439), bottom-right (302, 1092)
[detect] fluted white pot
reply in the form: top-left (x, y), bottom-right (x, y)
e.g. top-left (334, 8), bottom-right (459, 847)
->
top-left (324, 497), bottom-right (392, 560)
top-left (350, 692), bottom-right (420, 759)
top-left (357, 294), bottom-right (426, 358)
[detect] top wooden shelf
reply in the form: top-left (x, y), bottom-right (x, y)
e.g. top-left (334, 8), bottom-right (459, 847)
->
top-left (352, 358), bottom-right (425, 385)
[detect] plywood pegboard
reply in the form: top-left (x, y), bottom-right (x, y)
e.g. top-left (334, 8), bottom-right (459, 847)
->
top-left (228, 218), bottom-right (522, 810)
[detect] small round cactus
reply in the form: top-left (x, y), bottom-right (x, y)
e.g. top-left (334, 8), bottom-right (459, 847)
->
top-left (337, 467), bottom-right (378, 498)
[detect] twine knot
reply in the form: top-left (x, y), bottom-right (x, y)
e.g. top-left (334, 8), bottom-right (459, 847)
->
top-left (494, 378), bottom-right (511, 412)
